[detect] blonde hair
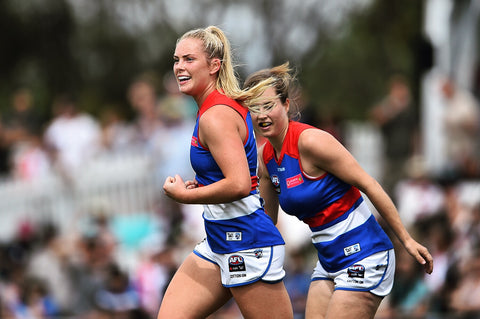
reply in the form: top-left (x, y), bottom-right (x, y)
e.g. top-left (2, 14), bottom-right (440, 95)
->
top-left (178, 25), bottom-right (274, 104)
top-left (243, 62), bottom-right (300, 117)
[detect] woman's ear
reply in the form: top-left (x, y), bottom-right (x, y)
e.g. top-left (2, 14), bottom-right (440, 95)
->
top-left (285, 98), bottom-right (290, 113)
top-left (209, 58), bottom-right (221, 75)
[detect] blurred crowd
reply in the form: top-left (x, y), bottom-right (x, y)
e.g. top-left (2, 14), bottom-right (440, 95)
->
top-left (0, 72), bottom-right (200, 319)
top-left (0, 71), bottom-right (479, 318)
top-left (368, 74), bottom-right (480, 319)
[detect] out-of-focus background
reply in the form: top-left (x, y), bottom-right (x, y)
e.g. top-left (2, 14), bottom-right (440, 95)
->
top-left (0, 0), bottom-right (479, 318)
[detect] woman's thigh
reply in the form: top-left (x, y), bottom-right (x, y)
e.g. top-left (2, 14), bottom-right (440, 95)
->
top-left (231, 281), bottom-right (293, 319)
top-left (305, 279), bottom-right (334, 319)
top-left (325, 289), bottom-right (382, 319)
top-left (157, 253), bottom-right (232, 319)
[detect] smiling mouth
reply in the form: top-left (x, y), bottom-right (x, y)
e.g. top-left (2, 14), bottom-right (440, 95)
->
top-left (177, 76), bottom-right (191, 84)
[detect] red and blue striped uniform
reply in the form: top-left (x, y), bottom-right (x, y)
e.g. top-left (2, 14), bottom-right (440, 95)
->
top-left (263, 121), bottom-right (393, 272)
top-left (191, 90), bottom-right (285, 254)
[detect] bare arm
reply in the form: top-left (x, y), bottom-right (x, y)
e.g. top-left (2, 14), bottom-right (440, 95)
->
top-left (299, 128), bottom-right (433, 274)
top-left (257, 144), bottom-right (280, 224)
top-left (163, 105), bottom-right (252, 204)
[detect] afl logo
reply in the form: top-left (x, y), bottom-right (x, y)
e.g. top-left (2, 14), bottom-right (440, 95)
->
top-left (271, 175), bottom-right (281, 193)
top-left (347, 264), bottom-right (365, 278)
top-left (229, 255), bottom-right (246, 272)
top-left (271, 175), bottom-right (280, 187)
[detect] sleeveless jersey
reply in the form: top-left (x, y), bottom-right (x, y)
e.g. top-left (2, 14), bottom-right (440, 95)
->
top-left (263, 121), bottom-right (393, 272)
top-left (190, 90), bottom-right (285, 254)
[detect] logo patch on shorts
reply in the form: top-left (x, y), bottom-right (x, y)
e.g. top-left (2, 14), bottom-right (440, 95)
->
top-left (347, 264), bottom-right (365, 278)
top-left (343, 243), bottom-right (361, 256)
top-left (229, 255), bottom-right (246, 272)
top-left (226, 232), bottom-right (242, 241)
top-left (254, 249), bottom-right (263, 259)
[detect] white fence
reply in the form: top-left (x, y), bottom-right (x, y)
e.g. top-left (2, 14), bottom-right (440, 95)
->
top-left (0, 152), bottom-right (161, 241)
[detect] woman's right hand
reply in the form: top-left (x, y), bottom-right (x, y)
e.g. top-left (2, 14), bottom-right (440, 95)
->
top-left (163, 174), bottom-right (187, 202)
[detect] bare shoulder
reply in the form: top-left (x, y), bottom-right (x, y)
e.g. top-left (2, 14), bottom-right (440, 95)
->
top-left (201, 103), bottom-right (241, 120)
top-left (199, 104), bottom-right (243, 131)
top-left (198, 104), bottom-right (245, 148)
top-left (299, 128), bottom-right (339, 152)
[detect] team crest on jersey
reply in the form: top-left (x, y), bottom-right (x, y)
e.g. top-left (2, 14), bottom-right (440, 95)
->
top-left (191, 136), bottom-right (198, 147)
top-left (286, 174), bottom-right (304, 188)
top-left (271, 175), bottom-right (281, 193)
top-left (229, 255), bottom-right (246, 272)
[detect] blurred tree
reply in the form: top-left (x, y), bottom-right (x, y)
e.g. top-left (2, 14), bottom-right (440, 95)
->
top-left (300, 0), bottom-right (429, 120)
top-left (0, 0), bottom-right (432, 125)
top-left (0, 0), bottom-right (77, 114)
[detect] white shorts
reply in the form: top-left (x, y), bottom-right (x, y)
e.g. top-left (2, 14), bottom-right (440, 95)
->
top-left (193, 238), bottom-right (286, 288)
top-left (311, 249), bottom-right (395, 297)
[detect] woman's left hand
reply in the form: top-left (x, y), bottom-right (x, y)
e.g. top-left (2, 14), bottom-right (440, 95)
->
top-left (404, 238), bottom-right (434, 274)
top-left (185, 178), bottom-right (199, 189)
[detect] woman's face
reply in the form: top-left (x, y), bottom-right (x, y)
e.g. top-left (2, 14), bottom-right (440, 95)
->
top-left (251, 87), bottom-right (290, 139)
top-left (173, 37), bottom-right (217, 98)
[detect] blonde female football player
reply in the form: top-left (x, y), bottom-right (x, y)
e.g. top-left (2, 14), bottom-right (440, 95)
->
top-left (158, 26), bottom-right (293, 319)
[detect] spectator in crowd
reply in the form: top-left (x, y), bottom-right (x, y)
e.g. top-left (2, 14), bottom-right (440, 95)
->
top-left (11, 132), bottom-right (51, 181)
top-left (99, 105), bottom-right (136, 154)
top-left (369, 74), bottom-right (418, 195)
top-left (155, 72), bottom-right (196, 182)
top-left (68, 234), bottom-right (117, 317)
top-left (26, 223), bottom-right (73, 314)
top-left (448, 202), bottom-right (480, 315)
top-left (93, 263), bottom-right (144, 316)
top-left (126, 73), bottom-right (164, 152)
top-left (43, 93), bottom-right (102, 185)
top-left (440, 77), bottom-right (480, 178)
top-left (0, 223), bottom-right (36, 318)
top-left (394, 155), bottom-right (445, 229)
top-left (10, 276), bottom-right (59, 318)
top-left (0, 87), bottom-right (45, 177)
top-left (1, 88), bottom-right (43, 143)
top-left (158, 72), bottom-right (197, 123)
top-left (133, 237), bottom-right (176, 317)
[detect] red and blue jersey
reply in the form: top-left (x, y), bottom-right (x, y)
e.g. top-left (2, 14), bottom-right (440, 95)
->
top-left (190, 90), bottom-right (284, 254)
top-left (263, 121), bottom-right (393, 272)
top-left (191, 90), bottom-right (258, 193)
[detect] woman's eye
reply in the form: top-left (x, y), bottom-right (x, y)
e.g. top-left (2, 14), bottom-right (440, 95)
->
top-left (251, 102), bottom-right (276, 114)
top-left (264, 103), bottom-right (274, 111)
top-left (261, 102), bottom-right (276, 113)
